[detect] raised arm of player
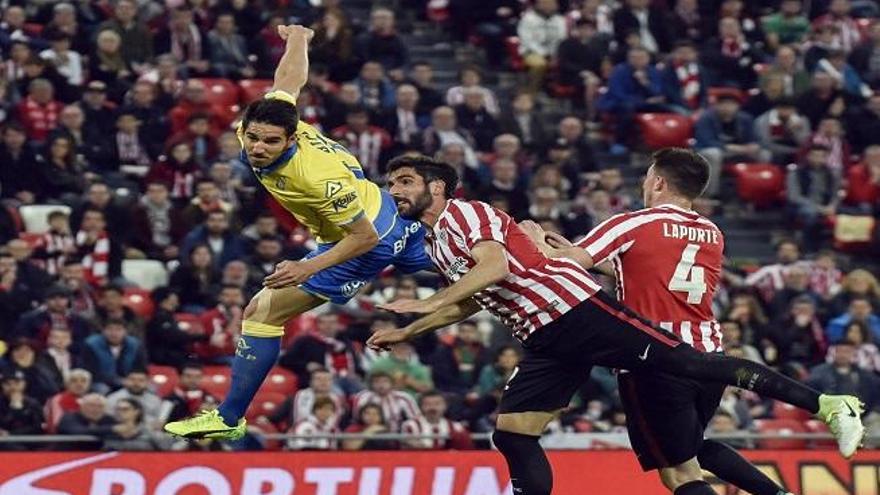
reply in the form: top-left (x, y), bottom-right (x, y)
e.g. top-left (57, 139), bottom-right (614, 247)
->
top-left (378, 241), bottom-right (508, 314)
top-left (367, 298), bottom-right (482, 351)
top-left (272, 25), bottom-right (314, 101)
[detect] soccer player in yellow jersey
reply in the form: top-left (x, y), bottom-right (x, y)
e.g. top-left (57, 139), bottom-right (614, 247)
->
top-left (164, 25), bottom-right (432, 440)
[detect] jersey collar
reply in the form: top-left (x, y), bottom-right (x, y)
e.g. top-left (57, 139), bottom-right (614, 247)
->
top-left (657, 202), bottom-right (695, 214)
top-left (424, 199), bottom-right (454, 239)
top-left (245, 143), bottom-right (298, 179)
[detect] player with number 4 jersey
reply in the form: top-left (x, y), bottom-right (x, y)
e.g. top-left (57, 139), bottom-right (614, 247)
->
top-left (521, 148), bottom-right (863, 495)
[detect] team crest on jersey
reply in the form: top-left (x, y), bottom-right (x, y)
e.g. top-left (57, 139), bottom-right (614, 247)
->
top-left (275, 177), bottom-right (287, 190)
top-left (325, 180), bottom-right (343, 197)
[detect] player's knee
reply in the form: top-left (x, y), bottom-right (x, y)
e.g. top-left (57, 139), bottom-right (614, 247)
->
top-left (496, 412), bottom-right (553, 436)
top-left (659, 460), bottom-right (703, 491)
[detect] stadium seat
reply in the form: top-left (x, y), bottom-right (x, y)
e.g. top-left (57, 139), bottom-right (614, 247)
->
top-left (635, 113), bottom-right (694, 149)
top-left (727, 163), bottom-right (785, 208)
top-left (262, 367), bottom-right (298, 395)
top-left (121, 259), bottom-right (169, 290)
top-left (426, 0), bottom-right (450, 23)
top-left (753, 419), bottom-right (808, 449)
top-left (18, 205), bottom-right (71, 233)
top-left (772, 401), bottom-right (812, 422)
top-left (148, 365), bottom-right (179, 397)
top-left (173, 313), bottom-right (204, 335)
top-left (238, 79), bottom-right (274, 103)
top-left (249, 421), bottom-right (283, 451)
top-left (246, 391), bottom-right (287, 421)
top-left (201, 365), bottom-right (232, 400)
top-left (122, 287), bottom-right (155, 320)
top-left (505, 37), bottom-right (525, 71)
top-left (804, 419), bottom-right (836, 449)
top-left (18, 232), bottom-right (45, 249)
top-left (195, 78), bottom-right (241, 106)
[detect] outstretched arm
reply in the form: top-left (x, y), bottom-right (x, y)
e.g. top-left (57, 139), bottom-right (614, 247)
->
top-left (272, 25), bottom-right (314, 101)
top-left (367, 298), bottom-right (482, 351)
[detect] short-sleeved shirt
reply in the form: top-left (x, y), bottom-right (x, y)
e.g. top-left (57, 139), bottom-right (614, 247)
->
top-left (576, 204), bottom-right (725, 352)
top-left (238, 90), bottom-right (383, 244)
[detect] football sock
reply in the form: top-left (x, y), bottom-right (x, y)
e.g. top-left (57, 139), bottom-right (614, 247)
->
top-left (217, 334), bottom-right (281, 427)
top-left (698, 440), bottom-right (786, 495)
top-left (673, 480), bottom-right (715, 495)
top-left (662, 348), bottom-right (820, 413)
top-left (492, 430), bottom-right (552, 495)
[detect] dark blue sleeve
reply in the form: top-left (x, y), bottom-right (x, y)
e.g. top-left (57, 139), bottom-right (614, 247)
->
top-left (394, 227), bottom-right (435, 274)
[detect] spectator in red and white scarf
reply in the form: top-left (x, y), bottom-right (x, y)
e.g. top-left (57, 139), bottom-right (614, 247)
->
top-left (799, 116), bottom-right (852, 175)
top-left (401, 391), bottom-right (474, 450)
top-left (660, 40), bottom-right (707, 112)
top-left (754, 97), bottom-right (812, 165)
top-left (75, 209), bottom-right (114, 288)
top-left (194, 285), bottom-right (243, 364)
top-left (164, 363), bottom-right (217, 423)
top-left (16, 78), bottom-right (62, 142)
top-left (352, 371), bottom-right (420, 432)
top-left (703, 17), bottom-right (761, 89)
top-left (331, 105), bottom-right (392, 179)
top-left (154, 5), bottom-right (210, 77)
top-left (33, 210), bottom-right (76, 276)
top-left (842, 145), bottom-right (880, 211)
top-left (745, 239), bottom-right (806, 303)
top-left (145, 142), bottom-right (202, 206)
top-left (279, 313), bottom-right (364, 395)
top-left (809, 251), bottom-right (843, 302)
top-left (43, 368), bottom-right (92, 434)
top-left (812, 0), bottom-right (863, 53)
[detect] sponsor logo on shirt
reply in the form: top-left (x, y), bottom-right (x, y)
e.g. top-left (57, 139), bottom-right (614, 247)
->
top-left (325, 180), bottom-right (343, 197)
top-left (332, 191), bottom-right (358, 212)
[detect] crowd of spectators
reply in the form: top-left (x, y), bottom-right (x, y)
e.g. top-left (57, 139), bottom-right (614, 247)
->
top-left (0, 0), bottom-right (878, 452)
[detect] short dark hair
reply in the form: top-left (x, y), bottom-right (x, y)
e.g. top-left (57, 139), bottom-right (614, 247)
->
top-left (313, 396), bottom-right (337, 412)
top-left (241, 98), bottom-right (299, 137)
top-left (178, 361), bottom-right (203, 374)
top-left (650, 148), bottom-right (710, 200)
top-left (418, 390), bottom-right (445, 407)
top-left (386, 154), bottom-right (460, 198)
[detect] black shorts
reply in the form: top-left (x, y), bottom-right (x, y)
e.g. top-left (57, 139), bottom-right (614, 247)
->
top-left (619, 370), bottom-right (726, 471)
top-left (499, 291), bottom-right (684, 415)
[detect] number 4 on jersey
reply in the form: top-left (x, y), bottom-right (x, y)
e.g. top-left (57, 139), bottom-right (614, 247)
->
top-left (668, 243), bottom-right (707, 304)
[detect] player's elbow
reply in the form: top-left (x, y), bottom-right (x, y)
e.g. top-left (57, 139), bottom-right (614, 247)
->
top-left (360, 227), bottom-right (380, 251)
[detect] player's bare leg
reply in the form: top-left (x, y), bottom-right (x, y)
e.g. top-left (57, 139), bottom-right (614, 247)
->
top-left (493, 411), bottom-right (560, 495)
top-left (164, 286), bottom-right (323, 439)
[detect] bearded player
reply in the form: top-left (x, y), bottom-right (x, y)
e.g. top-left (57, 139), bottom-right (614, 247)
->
top-left (164, 26), bottom-right (431, 440)
top-left (520, 148), bottom-right (816, 495)
top-left (369, 154), bottom-right (863, 495)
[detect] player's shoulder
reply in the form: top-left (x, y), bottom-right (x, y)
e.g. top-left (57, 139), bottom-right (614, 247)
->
top-left (445, 198), bottom-right (509, 221)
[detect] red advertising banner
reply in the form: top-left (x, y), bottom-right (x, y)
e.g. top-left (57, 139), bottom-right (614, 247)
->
top-left (0, 450), bottom-right (877, 495)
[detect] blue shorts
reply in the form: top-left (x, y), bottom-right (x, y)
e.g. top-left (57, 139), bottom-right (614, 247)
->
top-left (300, 191), bottom-right (433, 304)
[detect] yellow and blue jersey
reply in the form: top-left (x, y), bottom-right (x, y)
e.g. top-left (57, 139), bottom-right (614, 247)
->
top-left (240, 90), bottom-right (432, 302)
top-left (238, 90), bottom-right (382, 244)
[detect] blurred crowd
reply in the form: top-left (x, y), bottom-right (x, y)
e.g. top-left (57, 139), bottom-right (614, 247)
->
top-left (0, 0), bottom-right (878, 452)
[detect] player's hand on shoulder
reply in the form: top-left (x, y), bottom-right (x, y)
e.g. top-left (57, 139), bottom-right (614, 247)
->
top-left (545, 231), bottom-right (573, 248)
top-left (263, 260), bottom-right (317, 289)
top-left (277, 24), bottom-right (314, 42)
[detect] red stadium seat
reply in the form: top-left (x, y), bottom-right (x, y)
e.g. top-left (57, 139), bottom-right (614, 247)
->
top-left (123, 287), bottom-right (155, 320)
top-left (238, 79), bottom-right (274, 103)
top-left (201, 365), bottom-right (232, 400)
top-left (262, 367), bottom-right (298, 395)
top-left (246, 391), bottom-right (287, 421)
top-left (250, 421), bottom-right (283, 451)
top-left (728, 163), bottom-right (785, 208)
top-left (772, 401), bottom-right (812, 422)
top-left (635, 113), bottom-right (694, 149)
top-left (707, 87), bottom-right (746, 104)
top-left (804, 419), bottom-right (836, 449)
top-left (505, 37), bottom-right (525, 71)
top-left (148, 365), bottom-right (179, 397)
top-left (195, 78), bottom-right (241, 106)
top-left (18, 232), bottom-right (44, 249)
top-left (174, 313), bottom-right (204, 335)
top-left (426, 0), bottom-right (450, 23)
top-left (753, 419), bottom-right (808, 449)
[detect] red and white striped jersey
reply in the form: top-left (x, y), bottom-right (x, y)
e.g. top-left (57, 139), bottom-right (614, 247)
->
top-left (287, 416), bottom-right (339, 450)
top-left (576, 204), bottom-right (725, 352)
top-left (426, 199), bottom-right (602, 342)
top-left (352, 390), bottom-right (419, 432)
top-left (401, 416), bottom-right (473, 450)
top-left (292, 388), bottom-right (347, 428)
